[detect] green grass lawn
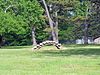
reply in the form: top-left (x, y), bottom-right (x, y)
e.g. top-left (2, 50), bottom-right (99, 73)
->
top-left (0, 45), bottom-right (100, 75)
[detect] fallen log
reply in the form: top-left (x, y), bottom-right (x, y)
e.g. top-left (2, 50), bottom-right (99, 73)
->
top-left (32, 40), bottom-right (61, 50)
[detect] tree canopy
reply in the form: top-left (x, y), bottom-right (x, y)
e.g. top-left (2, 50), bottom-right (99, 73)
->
top-left (0, 0), bottom-right (100, 46)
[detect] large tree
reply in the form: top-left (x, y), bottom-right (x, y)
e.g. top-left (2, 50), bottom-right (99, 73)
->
top-left (41, 0), bottom-right (58, 43)
top-left (89, 0), bottom-right (100, 39)
top-left (0, 0), bottom-right (44, 46)
top-left (40, 0), bottom-right (79, 43)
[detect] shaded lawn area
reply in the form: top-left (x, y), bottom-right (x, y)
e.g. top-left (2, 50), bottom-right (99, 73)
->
top-left (0, 45), bottom-right (100, 75)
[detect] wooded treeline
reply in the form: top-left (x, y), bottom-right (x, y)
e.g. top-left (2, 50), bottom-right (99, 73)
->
top-left (0, 0), bottom-right (100, 46)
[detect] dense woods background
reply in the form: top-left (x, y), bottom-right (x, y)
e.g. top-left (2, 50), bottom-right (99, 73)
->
top-left (0, 0), bottom-right (100, 46)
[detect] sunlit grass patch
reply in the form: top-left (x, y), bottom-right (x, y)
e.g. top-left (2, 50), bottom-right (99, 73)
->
top-left (0, 45), bottom-right (100, 75)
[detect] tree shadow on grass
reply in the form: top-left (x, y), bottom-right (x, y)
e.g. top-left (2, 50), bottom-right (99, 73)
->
top-left (39, 48), bottom-right (100, 57)
top-left (0, 46), bottom-right (31, 49)
top-left (64, 44), bottom-right (100, 47)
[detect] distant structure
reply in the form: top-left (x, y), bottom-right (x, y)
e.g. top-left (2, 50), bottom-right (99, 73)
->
top-left (76, 37), bottom-right (93, 44)
top-left (94, 37), bottom-right (100, 44)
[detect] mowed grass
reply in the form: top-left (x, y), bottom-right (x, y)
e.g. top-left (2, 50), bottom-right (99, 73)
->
top-left (0, 45), bottom-right (100, 75)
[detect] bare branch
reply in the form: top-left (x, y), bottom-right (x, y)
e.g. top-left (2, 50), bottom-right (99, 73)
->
top-left (4, 5), bottom-right (14, 13)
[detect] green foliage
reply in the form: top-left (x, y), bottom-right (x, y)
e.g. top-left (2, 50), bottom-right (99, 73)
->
top-left (88, 0), bottom-right (100, 38)
top-left (0, 11), bottom-right (27, 34)
top-left (46, 0), bottom-right (89, 41)
top-left (0, 0), bottom-right (45, 46)
top-left (0, 0), bottom-right (99, 45)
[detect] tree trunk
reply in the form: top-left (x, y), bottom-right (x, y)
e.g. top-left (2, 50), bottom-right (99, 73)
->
top-left (42, 0), bottom-right (57, 42)
top-left (0, 35), bottom-right (5, 48)
top-left (84, 23), bottom-right (88, 44)
top-left (0, 36), bottom-right (2, 48)
top-left (55, 11), bottom-right (59, 43)
top-left (84, 5), bottom-right (89, 44)
top-left (32, 27), bottom-right (37, 46)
